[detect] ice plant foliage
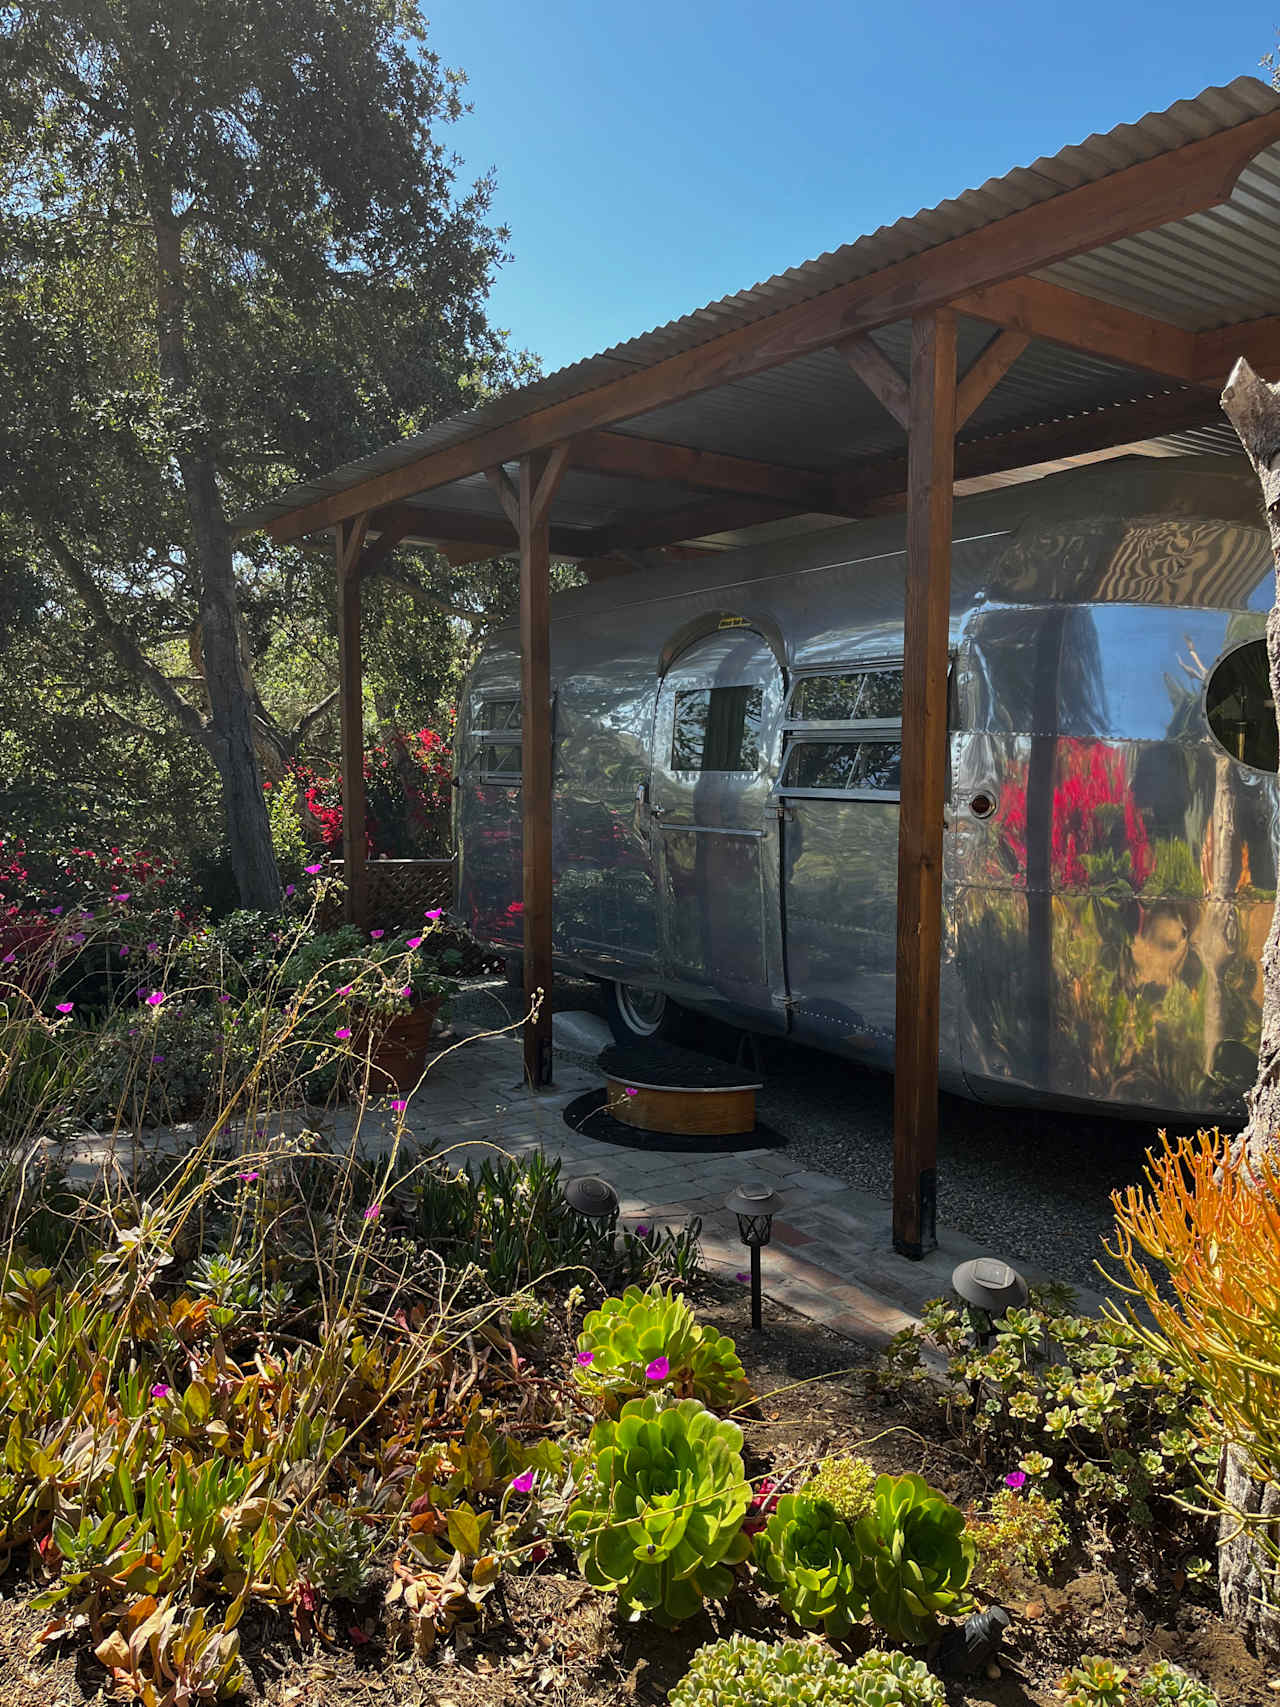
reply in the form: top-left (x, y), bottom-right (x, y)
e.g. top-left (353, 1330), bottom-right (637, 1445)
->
top-left (573, 1285), bottom-right (749, 1412)
top-left (671, 1637), bottom-right (945, 1707)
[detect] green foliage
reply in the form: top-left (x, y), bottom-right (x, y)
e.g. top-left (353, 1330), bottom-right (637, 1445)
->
top-left (754, 1491), bottom-right (866, 1637)
top-left (670, 1637), bottom-right (945, 1707)
top-left (849, 1473), bottom-right (975, 1645)
top-left (968, 1484), bottom-right (1068, 1592)
top-left (876, 1288), bottom-right (1209, 1530)
top-left (574, 1284), bottom-right (748, 1411)
top-left (805, 1455), bottom-right (876, 1524)
top-left (567, 1396), bottom-right (752, 1625)
top-left (1058, 1656), bottom-right (1217, 1707)
top-left (291, 1506), bottom-right (378, 1602)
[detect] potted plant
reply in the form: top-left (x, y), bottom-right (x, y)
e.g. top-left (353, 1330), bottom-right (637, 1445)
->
top-left (350, 929), bottom-right (460, 1094)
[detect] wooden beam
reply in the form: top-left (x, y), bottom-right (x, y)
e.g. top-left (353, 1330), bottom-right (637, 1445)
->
top-left (837, 335), bottom-right (911, 429)
top-left (358, 509), bottom-right (420, 578)
top-left (485, 465), bottom-right (520, 530)
top-left (953, 275), bottom-right (1198, 378)
top-left (336, 513), bottom-right (370, 930)
top-left (532, 442), bottom-right (571, 531)
top-left (893, 309), bottom-right (955, 1261)
top-left (262, 110), bottom-right (1280, 543)
top-left (518, 448), bottom-right (567, 1088)
top-left (569, 429), bottom-right (839, 508)
top-left (955, 329), bottom-right (1030, 428)
top-left (583, 494), bottom-right (807, 557)
top-left (1194, 314), bottom-right (1280, 385)
top-left (358, 500), bottom-right (587, 560)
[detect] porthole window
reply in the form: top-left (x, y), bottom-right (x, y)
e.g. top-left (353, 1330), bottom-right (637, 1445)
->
top-left (1206, 640), bottom-right (1278, 772)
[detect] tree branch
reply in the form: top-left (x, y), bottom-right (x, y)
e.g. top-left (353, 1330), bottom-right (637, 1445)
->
top-left (291, 689), bottom-right (340, 748)
top-left (365, 564), bottom-right (487, 624)
top-left (43, 530), bottom-right (211, 749)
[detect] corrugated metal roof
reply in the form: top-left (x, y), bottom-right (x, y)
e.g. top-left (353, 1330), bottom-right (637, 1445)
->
top-left (240, 76), bottom-right (1280, 539)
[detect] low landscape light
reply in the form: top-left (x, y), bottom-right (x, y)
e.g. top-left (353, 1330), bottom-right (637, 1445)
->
top-left (726, 1183), bottom-right (783, 1332)
top-left (565, 1175), bottom-right (619, 1222)
top-left (951, 1256), bottom-right (1028, 1346)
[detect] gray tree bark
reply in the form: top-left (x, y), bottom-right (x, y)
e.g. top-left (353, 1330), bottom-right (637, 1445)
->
top-left (1216, 357), bottom-right (1280, 1659)
top-left (152, 209), bottom-right (281, 911)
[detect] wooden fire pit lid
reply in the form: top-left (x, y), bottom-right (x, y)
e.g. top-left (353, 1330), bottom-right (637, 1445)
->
top-left (597, 1042), bottom-right (763, 1093)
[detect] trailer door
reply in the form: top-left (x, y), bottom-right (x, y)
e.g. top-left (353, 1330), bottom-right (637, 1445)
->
top-left (775, 663), bottom-right (904, 1064)
top-left (649, 627), bottom-right (787, 1029)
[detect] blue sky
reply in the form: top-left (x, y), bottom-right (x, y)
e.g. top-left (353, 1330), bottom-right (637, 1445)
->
top-left (427, 3), bottom-right (1276, 375)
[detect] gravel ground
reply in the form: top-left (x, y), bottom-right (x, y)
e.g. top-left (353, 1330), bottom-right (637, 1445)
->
top-left (451, 975), bottom-right (1175, 1293)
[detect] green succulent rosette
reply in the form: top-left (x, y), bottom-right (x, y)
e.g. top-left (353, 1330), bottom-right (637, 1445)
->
top-left (566, 1395), bottom-right (752, 1625)
top-left (754, 1491), bottom-right (867, 1637)
top-left (574, 1285), bottom-right (749, 1412)
top-left (851, 1472), bottom-right (976, 1644)
top-left (670, 1636), bottom-right (945, 1706)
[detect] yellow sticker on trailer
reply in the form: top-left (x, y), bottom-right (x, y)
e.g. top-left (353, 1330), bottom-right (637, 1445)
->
top-left (717, 614), bottom-right (748, 628)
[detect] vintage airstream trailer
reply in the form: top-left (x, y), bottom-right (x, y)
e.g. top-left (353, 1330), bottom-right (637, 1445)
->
top-left (454, 455), bottom-right (1280, 1122)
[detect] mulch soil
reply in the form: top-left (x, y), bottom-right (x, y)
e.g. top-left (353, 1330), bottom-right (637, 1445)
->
top-left (0, 1277), bottom-right (1272, 1707)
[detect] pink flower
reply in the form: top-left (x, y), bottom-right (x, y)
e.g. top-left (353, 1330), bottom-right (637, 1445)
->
top-left (576, 1350), bottom-right (594, 1367)
top-left (304, 863), bottom-right (323, 875)
top-left (391, 1098), bottom-right (407, 1113)
top-left (645, 1355), bottom-right (669, 1381)
top-left (237, 1171), bottom-right (259, 1182)
top-left (146, 941), bottom-right (159, 954)
top-left (150, 1383), bottom-right (171, 1400)
top-left (400, 984), bottom-right (412, 998)
top-left (624, 1086), bottom-right (638, 1097)
top-left (119, 945), bottom-right (130, 958)
top-left (55, 1001), bottom-right (74, 1014)
top-left (217, 992), bottom-right (230, 1002)
top-left (1, 952), bottom-right (14, 964)
top-left (424, 909), bottom-right (443, 921)
top-left (406, 936), bottom-right (422, 949)
top-left (335, 1026), bottom-right (352, 1039)
top-left (113, 892), bottom-right (130, 902)
top-left (151, 1053), bottom-right (165, 1064)
top-left (370, 929), bottom-right (384, 940)
top-left (284, 884), bottom-right (296, 898)
top-left (50, 906), bottom-right (62, 916)
top-left (1004, 1471), bottom-right (1027, 1490)
top-left (510, 1470), bottom-right (535, 1494)
top-left (363, 1204), bottom-right (380, 1221)
top-left (635, 1224), bottom-right (648, 1237)
top-left (145, 989), bottom-right (165, 1006)
top-left (337, 984), bottom-right (353, 997)
top-left (736, 1271), bottom-right (749, 1283)
top-left (69, 932), bottom-right (85, 944)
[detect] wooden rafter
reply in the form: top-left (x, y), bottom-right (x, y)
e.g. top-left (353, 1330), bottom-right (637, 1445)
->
top-left (1194, 313), bottom-right (1280, 384)
top-left (568, 429), bottom-right (837, 508)
top-left (953, 275), bottom-right (1198, 379)
top-left (262, 110), bottom-right (1280, 543)
top-left (484, 465), bottom-right (521, 530)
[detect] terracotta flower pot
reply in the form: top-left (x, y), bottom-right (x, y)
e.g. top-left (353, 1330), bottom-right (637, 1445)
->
top-left (365, 996), bottom-right (443, 1093)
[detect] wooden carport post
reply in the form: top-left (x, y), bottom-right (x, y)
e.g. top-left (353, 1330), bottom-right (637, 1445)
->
top-left (336, 514), bottom-right (370, 929)
top-left (893, 309), bottom-right (957, 1259)
top-left (489, 449), bottom-right (569, 1087)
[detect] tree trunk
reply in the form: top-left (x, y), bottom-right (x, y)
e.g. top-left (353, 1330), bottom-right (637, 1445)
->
top-left (1217, 358), bottom-right (1280, 1657)
top-left (152, 209), bottom-right (280, 911)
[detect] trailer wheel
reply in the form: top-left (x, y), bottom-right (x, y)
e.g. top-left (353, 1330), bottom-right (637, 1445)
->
top-left (604, 980), bottom-right (675, 1044)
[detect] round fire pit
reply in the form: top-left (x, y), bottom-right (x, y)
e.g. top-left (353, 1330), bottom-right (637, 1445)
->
top-left (599, 1042), bottom-right (763, 1137)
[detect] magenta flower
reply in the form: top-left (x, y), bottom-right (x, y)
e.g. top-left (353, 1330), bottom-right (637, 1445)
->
top-left (151, 1054), bottom-right (165, 1064)
top-left (145, 989), bottom-right (165, 1006)
top-left (119, 945), bottom-right (130, 958)
top-left (363, 1204), bottom-right (380, 1221)
top-left (112, 892), bottom-right (130, 902)
top-left (736, 1271), bottom-right (749, 1283)
top-left (370, 929), bottom-right (384, 940)
top-left (645, 1355), bottom-right (670, 1382)
top-left (624, 1086), bottom-right (638, 1097)
top-left (335, 1026), bottom-right (352, 1039)
top-left (390, 1099), bottom-right (407, 1113)
top-left (424, 908), bottom-right (443, 921)
top-left (400, 984), bottom-right (412, 998)
top-left (510, 1470), bottom-right (535, 1494)
top-left (146, 940), bottom-right (159, 954)
top-left (1, 952), bottom-right (14, 964)
top-left (50, 906), bottom-right (63, 916)
top-left (284, 884), bottom-right (296, 898)
top-left (406, 936), bottom-right (422, 949)
top-left (337, 984), bottom-right (353, 997)
top-left (304, 862), bottom-right (324, 875)
top-left (576, 1350), bottom-right (594, 1367)
top-left (69, 932), bottom-right (85, 944)
top-left (55, 1001), bottom-right (74, 1014)
top-left (1004, 1471), bottom-right (1027, 1490)
top-left (150, 1383), bottom-right (171, 1400)
top-left (237, 1171), bottom-right (259, 1182)
top-left (635, 1224), bottom-right (648, 1237)
top-left (217, 992), bottom-right (230, 1003)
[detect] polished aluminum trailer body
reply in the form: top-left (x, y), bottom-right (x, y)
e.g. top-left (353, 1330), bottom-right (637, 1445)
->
top-left (455, 457), bottom-right (1279, 1120)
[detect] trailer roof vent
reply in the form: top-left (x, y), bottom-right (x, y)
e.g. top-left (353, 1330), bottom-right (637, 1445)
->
top-left (1206, 640), bottom-right (1278, 774)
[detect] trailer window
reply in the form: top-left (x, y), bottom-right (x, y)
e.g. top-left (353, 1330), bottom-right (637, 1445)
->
top-left (781, 740), bottom-right (901, 794)
top-left (1207, 640), bottom-right (1278, 772)
top-left (478, 698), bottom-right (521, 732)
top-left (671, 686), bottom-right (763, 771)
top-left (791, 669), bottom-right (903, 723)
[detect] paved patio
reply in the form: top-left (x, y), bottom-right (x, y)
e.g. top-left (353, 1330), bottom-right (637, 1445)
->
top-left (330, 1019), bottom-right (1102, 1349)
